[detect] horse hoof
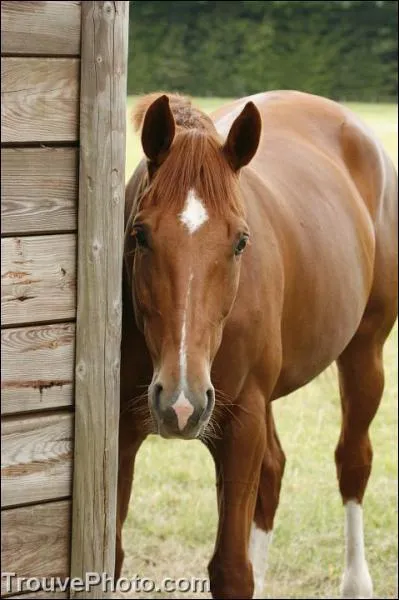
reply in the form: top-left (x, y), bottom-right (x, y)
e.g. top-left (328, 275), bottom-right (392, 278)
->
top-left (340, 564), bottom-right (373, 599)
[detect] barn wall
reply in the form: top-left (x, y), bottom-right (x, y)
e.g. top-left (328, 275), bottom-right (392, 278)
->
top-left (1, 1), bottom-right (81, 596)
top-left (2, 2), bottom-right (128, 598)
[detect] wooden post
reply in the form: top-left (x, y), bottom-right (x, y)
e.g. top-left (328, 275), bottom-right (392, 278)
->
top-left (70, 2), bottom-right (129, 598)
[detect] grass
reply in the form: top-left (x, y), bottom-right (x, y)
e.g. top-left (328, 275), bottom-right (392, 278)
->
top-left (119, 97), bottom-right (398, 599)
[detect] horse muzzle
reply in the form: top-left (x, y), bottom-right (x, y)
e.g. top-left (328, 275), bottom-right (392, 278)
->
top-left (149, 382), bottom-right (215, 439)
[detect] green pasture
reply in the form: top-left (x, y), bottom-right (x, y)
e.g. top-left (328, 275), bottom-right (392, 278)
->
top-left (120, 98), bottom-right (398, 599)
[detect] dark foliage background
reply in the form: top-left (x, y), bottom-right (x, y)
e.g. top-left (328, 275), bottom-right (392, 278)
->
top-left (128, 0), bottom-right (397, 101)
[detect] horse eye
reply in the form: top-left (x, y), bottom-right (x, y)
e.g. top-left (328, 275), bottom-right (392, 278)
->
top-left (132, 227), bottom-right (148, 249)
top-left (235, 235), bottom-right (249, 256)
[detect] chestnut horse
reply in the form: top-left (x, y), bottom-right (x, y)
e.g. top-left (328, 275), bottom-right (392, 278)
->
top-left (117, 90), bottom-right (397, 599)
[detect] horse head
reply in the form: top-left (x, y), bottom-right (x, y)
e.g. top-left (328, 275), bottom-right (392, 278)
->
top-left (125, 94), bottom-right (262, 439)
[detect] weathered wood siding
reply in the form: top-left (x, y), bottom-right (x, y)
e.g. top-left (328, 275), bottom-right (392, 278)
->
top-left (70, 3), bottom-right (128, 597)
top-left (1, 2), bottom-right (81, 597)
top-left (1, 501), bottom-right (71, 595)
top-left (1, 234), bottom-right (76, 326)
top-left (1, 147), bottom-right (78, 235)
top-left (1, 324), bottom-right (75, 415)
top-left (1, 2), bottom-right (127, 598)
top-left (1, 1), bottom-right (81, 56)
top-left (1, 57), bottom-right (79, 143)
top-left (1, 412), bottom-right (74, 508)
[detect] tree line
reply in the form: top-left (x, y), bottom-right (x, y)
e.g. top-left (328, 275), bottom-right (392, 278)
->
top-left (128, 1), bottom-right (397, 102)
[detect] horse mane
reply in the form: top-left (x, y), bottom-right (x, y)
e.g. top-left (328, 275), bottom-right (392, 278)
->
top-left (132, 93), bottom-right (244, 217)
top-left (133, 92), bottom-right (216, 133)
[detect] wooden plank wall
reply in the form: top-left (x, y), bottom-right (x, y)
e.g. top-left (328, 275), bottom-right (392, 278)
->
top-left (1, 2), bottom-right (81, 597)
top-left (70, 3), bottom-right (128, 597)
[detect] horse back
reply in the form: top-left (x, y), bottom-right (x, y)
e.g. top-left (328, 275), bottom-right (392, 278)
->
top-left (213, 91), bottom-right (397, 396)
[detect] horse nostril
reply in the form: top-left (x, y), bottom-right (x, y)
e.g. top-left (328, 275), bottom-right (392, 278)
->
top-left (204, 387), bottom-right (215, 418)
top-left (153, 383), bottom-right (163, 412)
top-left (206, 387), bottom-right (214, 406)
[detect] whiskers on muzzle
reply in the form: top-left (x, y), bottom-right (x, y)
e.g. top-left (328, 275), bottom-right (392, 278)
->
top-left (198, 413), bottom-right (223, 445)
top-left (121, 389), bottom-right (157, 435)
top-left (199, 387), bottom-right (250, 446)
top-left (120, 384), bottom-right (244, 443)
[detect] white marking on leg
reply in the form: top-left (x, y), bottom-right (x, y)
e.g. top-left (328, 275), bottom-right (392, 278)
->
top-left (341, 500), bottom-right (373, 599)
top-left (180, 189), bottom-right (208, 234)
top-left (248, 522), bottom-right (273, 599)
top-left (171, 391), bottom-right (194, 430)
top-left (179, 272), bottom-right (193, 388)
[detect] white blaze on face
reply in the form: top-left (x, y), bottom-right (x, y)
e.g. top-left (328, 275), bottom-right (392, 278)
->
top-left (179, 272), bottom-right (193, 390)
top-left (175, 189), bottom-right (207, 429)
top-left (248, 522), bottom-right (273, 599)
top-left (341, 500), bottom-right (373, 599)
top-left (179, 189), bottom-right (208, 234)
top-left (178, 190), bottom-right (206, 386)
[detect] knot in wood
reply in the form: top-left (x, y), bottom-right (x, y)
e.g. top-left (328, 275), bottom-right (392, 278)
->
top-left (91, 240), bottom-right (102, 259)
top-left (103, 2), bottom-right (115, 17)
top-left (76, 360), bottom-right (87, 380)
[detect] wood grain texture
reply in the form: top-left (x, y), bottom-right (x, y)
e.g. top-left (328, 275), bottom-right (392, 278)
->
top-left (1, 500), bottom-right (70, 595)
top-left (71, 3), bottom-right (128, 597)
top-left (1, 147), bottom-right (78, 235)
top-left (1, 1), bottom-right (81, 57)
top-left (1, 57), bottom-right (79, 143)
top-left (1, 234), bottom-right (76, 326)
top-left (12, 591), bottom-right (69, 599)
top-left (1, 324), bottom-right (75, 415)
top-left (1, 412), bottom-right (73, 508)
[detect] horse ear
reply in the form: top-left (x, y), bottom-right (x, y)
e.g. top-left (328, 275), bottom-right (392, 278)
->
top-left (141, 95), bottom-right (175, 166)
top-left (223, 101), bottom-right (262, 171)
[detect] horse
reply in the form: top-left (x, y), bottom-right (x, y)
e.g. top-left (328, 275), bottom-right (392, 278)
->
top-left (117, 90), bottom-right (398, 599)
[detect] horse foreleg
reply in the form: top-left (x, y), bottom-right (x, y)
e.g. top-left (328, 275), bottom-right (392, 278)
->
top-left (208, 381), bottom-right (266, 600)
top-left (249, 403), bottom-right (286, 598)
top-left (115, 424), bottom-right (145, 580)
